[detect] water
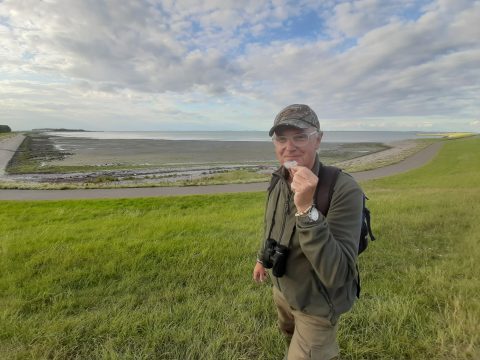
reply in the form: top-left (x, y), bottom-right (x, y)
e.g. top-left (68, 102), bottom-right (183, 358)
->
top-left (46, 131), bottom-right (441, 143)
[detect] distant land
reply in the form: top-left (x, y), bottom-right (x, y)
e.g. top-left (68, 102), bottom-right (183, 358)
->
top-left (32, 128), bottom-right (89, 132)
top-left (0, 125), bottom-right (12, 133)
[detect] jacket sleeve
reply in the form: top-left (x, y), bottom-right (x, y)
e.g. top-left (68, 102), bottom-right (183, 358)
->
top-left (296, 174), bottom-right (363, 288)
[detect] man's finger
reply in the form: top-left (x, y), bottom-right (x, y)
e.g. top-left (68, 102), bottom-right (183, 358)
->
top-left (293, 172), bottom-right (317, 186)
top-left (292, 168), bottom-right (312, 180)
top-left (290, 182), bottom-right (297, 193)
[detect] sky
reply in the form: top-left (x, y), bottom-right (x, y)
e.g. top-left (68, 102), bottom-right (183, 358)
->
top-left (0, 0), bottom-right (479, 132)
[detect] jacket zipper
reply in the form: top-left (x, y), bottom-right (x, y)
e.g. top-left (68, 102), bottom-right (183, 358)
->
top-left (313, 272), bottom-right (336, 322)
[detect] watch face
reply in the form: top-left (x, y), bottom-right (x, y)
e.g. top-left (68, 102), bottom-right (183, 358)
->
top-left (309, 207), bottom-right (319, 221)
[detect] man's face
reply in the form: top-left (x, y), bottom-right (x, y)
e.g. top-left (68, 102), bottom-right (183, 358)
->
top-left (273, 126), bottom-right (321, 170)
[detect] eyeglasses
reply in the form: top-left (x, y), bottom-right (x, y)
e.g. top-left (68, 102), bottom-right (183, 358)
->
top-left (272, 131), bottom-right (319, 147)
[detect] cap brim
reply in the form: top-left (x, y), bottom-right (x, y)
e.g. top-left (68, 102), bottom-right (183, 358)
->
top-left (268, 119), bottom-right (310, 137)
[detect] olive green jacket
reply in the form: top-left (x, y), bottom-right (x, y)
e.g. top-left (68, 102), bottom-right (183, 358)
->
top-left (259, 156), bottom-right (363, 323)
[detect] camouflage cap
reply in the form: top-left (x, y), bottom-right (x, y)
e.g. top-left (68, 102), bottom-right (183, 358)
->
top-left (269, 104), bottom-right (320, 137)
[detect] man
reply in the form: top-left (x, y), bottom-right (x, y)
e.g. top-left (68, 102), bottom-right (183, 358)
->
top-left (253, 104), bottom-right (363, 360)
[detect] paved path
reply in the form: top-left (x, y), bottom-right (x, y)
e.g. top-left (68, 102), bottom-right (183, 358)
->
top-left (0, 142), bottom-right (443, 201)
top-left (348, 141), bottom-right (443, 182)
top-left (0, 134), bottom-right (25, 176)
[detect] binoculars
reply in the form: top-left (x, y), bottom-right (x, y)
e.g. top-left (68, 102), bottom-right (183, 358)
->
top-left (262, 238), bottom-right (290, 277)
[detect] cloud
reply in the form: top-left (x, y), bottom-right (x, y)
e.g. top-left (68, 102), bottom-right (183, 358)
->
top-left (0, 79), bottom-right (208, 130)
top-left (238, 0), bottom-right (480, 122)
top-left (326, 0), bottom-right (422, 38)
top-left (0, 0), bottom-right (313, 94)
top-left (0, 0), bottom-right (479, 131)
top-left (1, 0), bottom-right (242, 93)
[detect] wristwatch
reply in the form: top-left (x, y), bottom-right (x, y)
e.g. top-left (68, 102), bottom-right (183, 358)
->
top-left (295, 205), bottom-right (319, 222)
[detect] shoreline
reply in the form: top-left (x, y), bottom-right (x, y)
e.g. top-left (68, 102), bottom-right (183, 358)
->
top-left (335, 138), bottom-right (437, 173)
top-left (0, 136), bottom-right (437, 190)
top-left (0, 141), bottom-right (445, 200)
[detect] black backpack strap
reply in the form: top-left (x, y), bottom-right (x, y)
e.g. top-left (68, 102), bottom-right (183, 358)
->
top-left (267, 167), bottom-right (285, 196)
top-left (267, 174), bottom-right (279, 196)
top-left (315, 165), bottom-right (362, 298)
top-left (315, 164), bottom-right (341, 216)
top-left (356, 264), bottom-right (361, 298)
top-left (364, 206), bottom-right (376, 241)
top-left (267, 175), bottom-right (280, 196)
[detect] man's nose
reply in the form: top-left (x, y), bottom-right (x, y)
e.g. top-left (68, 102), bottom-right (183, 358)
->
top-left (285, 138), bottom-right (297, 150)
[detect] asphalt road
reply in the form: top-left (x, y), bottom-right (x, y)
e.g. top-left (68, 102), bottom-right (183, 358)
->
top-left (0, 141), bottom-right (443, 201)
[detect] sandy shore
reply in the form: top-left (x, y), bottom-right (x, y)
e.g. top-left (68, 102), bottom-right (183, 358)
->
top-left (334, 139), bottom-right (433, 172)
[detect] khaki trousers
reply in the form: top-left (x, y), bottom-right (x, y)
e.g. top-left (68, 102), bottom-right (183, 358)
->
top-left (273, 286), bottom-right (339, 360)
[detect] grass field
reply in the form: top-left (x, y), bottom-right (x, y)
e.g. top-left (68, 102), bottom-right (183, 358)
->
top-left (422, 132), bottom-right (477, 139)
top-left (1, 137), bottom-right (479, 359)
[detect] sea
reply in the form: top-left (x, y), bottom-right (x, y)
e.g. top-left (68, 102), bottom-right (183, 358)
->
top-left (46, 131), bottom-right (441, 143)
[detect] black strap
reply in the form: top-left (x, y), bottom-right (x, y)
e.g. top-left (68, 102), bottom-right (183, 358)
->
top-left (356, 264), bottom-right (361, 298)
top-left (315, 164), bottom-right (341, 216)
top-left (267, 175), bottom-right (280, 195)
top-left (266, 179), bottom-right (282, 241)
top-left (365, 207), bottom-right (376, 241)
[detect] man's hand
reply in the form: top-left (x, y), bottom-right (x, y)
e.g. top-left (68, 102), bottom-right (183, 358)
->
top-left (290, 166), bottom-right (318, 213)
top-left (253, 262), bottom-right (268, 283)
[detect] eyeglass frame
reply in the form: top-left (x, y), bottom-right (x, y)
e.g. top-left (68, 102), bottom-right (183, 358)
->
top-left (271, 130), bottom-right (321, 147)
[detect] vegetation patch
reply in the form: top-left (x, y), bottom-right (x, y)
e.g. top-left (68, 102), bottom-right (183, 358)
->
top-left (422, 132), bottom-right (477, 139)
top-left (6, 134), bottom-right (73, 174)
top-left (0, 125), bottom-right (12, 133)
top-left (0, 132), bottom-right (15, 140)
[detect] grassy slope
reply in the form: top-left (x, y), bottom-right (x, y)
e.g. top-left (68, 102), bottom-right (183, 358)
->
top-left (0, 132), bottom-right (15, 140)
top-left (1, 138), bottom-right (479, 359)
top-left (347, 136), bottom-right (480, 359)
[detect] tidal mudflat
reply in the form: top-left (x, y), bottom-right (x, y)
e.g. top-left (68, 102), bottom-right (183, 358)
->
top-left (4, 133), bottom-right (389, 186)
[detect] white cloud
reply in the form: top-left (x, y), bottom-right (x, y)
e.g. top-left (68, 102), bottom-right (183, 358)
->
top-left (0, 0), bottom-right (479, 131)
top-left (238, 1), bottom-right (480, 124)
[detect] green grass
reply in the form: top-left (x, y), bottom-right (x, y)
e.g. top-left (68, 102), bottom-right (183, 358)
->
top-left (0, 132), bottom-right (15, 140)
top-left (422, 132), bottom-right (477, 139)
top-left (1, 137), bottom-right (479, 359)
